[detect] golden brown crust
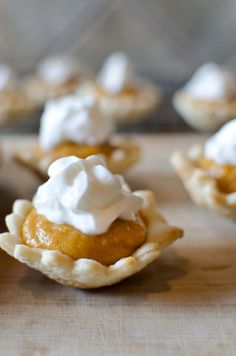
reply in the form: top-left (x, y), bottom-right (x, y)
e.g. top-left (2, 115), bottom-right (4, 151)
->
top-left (13, 137), bottom-right (141, 181)
top-left (173, 89), bottom-right (236, 132)
top-left (77, 81), bottom-right (162, 124)
top-left (171, 145), bottom-right (236, 219)
top-left (23, 75), bottom-right (87, 105)
top-left (0, 90), bottom-right (38, 125)
top-left (0, 191), bottom-right (183, 288)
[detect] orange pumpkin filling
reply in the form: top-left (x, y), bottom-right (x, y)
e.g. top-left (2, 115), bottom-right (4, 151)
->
top-left (197, 157), bottom-right (236, 194)
top-left (96, 83), bottom-right (138, 97)
top-left (22, 209), bottom-right (147, 266)
top-left (35, 141), bottom-right (116, 162)
top-left (39, 75), bottom-right (82, 90)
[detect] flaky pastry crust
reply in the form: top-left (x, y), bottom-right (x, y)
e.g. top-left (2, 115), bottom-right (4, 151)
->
top-left (14, 136), bottom-right (140, 181)
top-left (173, 89), bottom-right (236, 132)
top-left (77, 82), bottom-right (162, 124)
top-left (23, 75), bottom-right (87, 105)
top-left (171, 145), bottom-right (236, 219)
top-left (0, 90), bottom-right (38, 125)
top-left (0, 191), bottom-right (183, 288)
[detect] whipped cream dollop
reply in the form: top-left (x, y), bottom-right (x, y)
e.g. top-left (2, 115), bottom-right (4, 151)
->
top-left (39, 94), bottom-right (114, 150)
top-left (185, 63), bottom-right (236, 100)
top-left (97, 52), bottom-right (135, 94)
top-left (205, 118), bottom-right (236, 165)
top-left (37, 55), bottom-right (82, 86)
top-left (33, 155), bottom-right (143, 235)
top-left (0, 64), bottom-right (16, 90)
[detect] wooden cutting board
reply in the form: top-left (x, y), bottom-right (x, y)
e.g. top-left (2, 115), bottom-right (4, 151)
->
top-left (0, 134), bottom-right (235, 356)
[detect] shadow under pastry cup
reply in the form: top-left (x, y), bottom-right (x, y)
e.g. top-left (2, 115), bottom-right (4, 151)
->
top-left (78, 81), bottom-right (162, 124)
top-left (173, 89), bottom-right (236, 132)
top-left (0, 191), bottom-right (183, 288)
top-left (171, 145), bottom-right (236, 219)
top-left (14, 136), bottom-right (140, 181)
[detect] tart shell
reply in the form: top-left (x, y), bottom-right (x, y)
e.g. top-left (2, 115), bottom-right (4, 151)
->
top-left (14, 137), bottom-right (141, 181)
top-left (78, 82), bottom-right (162, 124)
top-left (0, 91), bottom-right (39, 125)
top-left (171, 145), bottom-right (236, 219)
top-left (0, 191), bottom-right (183, 289)
top-left (173, 89), bottom-right (236, 132)
top-left (23, 76), bottom-right (87, 105)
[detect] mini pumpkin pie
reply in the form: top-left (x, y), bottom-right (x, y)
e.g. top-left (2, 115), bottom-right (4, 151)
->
top-left (78, 52), bottom-right (162, 124)
top-left (14, 94), bottom-right (140, 180)
top-left (23, 55), bottom-right (88, 105)
top-left (0, 63), bottom-right (37, 124)
top-left (0, 155), bottom-right (183, 288)
top-left (171, 118), bottom-right (236, 219)
top-left (173, 63), bottom-right (236, 132)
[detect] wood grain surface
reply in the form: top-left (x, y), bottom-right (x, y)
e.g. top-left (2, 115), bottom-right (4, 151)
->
top-left (0, 134), bottom-right (235, 356)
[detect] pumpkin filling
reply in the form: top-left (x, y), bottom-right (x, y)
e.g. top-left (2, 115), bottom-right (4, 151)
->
top-left (37, 75), bottom-right (82, 90)
top-left (197, 157), bottom-right (236, 194)
top-left (96, 83), bottom-right (138, 97)
top-left (35, 142), bottom-right (116, 162)
top-left (22, 208), bottom-right (147, 266)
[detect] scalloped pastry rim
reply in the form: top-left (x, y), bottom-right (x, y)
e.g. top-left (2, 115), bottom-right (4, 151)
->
top-left (171, 145), bottom-right (236, 218)
top-left (0, 190), bottom-right (183, 288)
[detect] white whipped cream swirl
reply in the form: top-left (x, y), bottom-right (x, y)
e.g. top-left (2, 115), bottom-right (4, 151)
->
top-left (0, 64), bottom-right (16, 90)
top-left (185, 63), bottom-right (236, 100)
top-left (33, 155), bottom-right (143, 235)
top-left (37, 55), bottom-right (81, 86)
top-left (205, 118), bottom-right (236, 165)
top-left (97, 52), bottom-right (135, 94)
top-left (39, 95), bottom-right (114, 150)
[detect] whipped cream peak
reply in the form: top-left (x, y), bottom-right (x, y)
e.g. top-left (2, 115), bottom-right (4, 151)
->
top-left (204, 118), bottom-right (236, 165)
top-left (33, 155), bottom-right (143, 235)
top-left (37, 55), bottom-right (82, 86)
top-left (97, 52), bottom-right (135, 94)
top-left (185, 63), bottom-right (236, 100)
top-left (0, 64), bottom-right (16, 90)
top-left (39, 94), bottom-right (114, 150)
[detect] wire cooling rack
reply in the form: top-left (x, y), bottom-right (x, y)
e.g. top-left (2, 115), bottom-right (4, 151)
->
top-left (0, 81), bottom-right (193, 135)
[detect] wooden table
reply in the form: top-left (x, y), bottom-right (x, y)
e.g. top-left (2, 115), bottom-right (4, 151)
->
top-left (0, 134), bottom-right (235, 356)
